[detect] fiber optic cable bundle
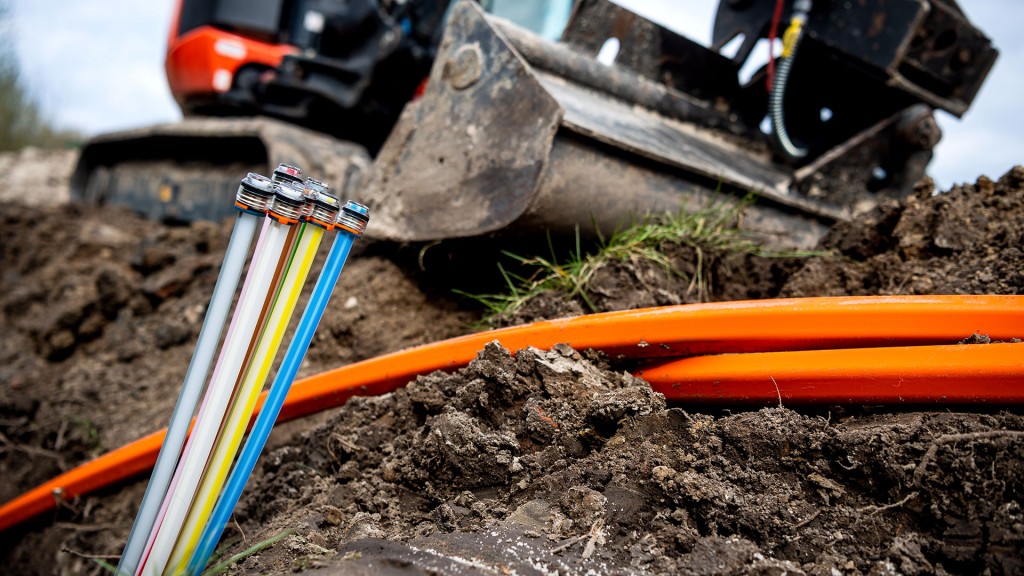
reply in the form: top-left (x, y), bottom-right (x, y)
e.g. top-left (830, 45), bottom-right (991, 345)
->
top-left (112, 164), bottom-right (368, 576)
top-left (166, 181), bottom-right (343, 572)
top-left (138, 166), bottom-right (309, 573)
top-left (139, 174), bottom-right (308, 575)
top-left (116, 171), bottom-right (276, 575)
top-left (186, 199), bottom-right (368, 575)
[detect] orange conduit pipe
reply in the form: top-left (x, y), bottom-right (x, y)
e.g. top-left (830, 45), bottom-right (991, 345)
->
top-left (637, 342), bottom-right (1024, 405)
top-left (1, 295), bottom-right (1021, 532)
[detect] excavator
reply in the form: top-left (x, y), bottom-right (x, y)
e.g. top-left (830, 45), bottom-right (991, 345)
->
top-left (71, 0), bottom-right (997, 249)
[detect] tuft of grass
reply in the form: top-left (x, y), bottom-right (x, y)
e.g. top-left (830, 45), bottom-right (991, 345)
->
top-left (202, 528), bottom-right (296, 575)
top-left (458, 196), bottom-right (815, 325)
top-left (454, 226), bottom-right (595, 323)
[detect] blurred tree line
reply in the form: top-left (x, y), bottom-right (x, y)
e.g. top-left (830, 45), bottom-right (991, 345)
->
top-left (1, 1), bottom-right (82, 151)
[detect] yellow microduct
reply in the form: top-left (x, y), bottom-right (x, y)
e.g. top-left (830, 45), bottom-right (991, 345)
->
top-left (166, 223), bottom-right (325, 574)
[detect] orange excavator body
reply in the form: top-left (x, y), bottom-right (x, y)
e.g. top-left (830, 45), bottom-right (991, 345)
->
top-left (164, 0), bottom-right (295, 109)
top-left (165, 27), bottom-right (295, 106)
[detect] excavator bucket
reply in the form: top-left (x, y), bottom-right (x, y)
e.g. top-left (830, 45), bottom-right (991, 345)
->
top-left (358, 1), bottom-right (835, 248)
top-left (358, 0), bottom-right (996, 248)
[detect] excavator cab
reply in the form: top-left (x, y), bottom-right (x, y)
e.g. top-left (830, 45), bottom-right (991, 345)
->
top-left (166, 0), bottom-right (445, 152)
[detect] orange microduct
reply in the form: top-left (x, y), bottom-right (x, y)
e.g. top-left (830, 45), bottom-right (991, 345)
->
top-left (1, 295), bottom-right (1021, 532)
top-left (636, 342), bottom-right (1024, 405)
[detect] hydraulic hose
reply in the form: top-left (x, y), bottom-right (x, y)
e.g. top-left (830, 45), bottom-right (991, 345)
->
top-left (116, 174), bottom-right (272, 576)
top-left (139, 181), bottom-right (307, 576)
top-left (0, 296), bottom-right (1021, 534)
top-left (770, 0), bottom-right (812, 160)
top-left (186, 201), bottom-right (368, 576)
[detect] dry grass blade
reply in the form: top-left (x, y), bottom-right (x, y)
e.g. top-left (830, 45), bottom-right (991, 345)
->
top-left (91, 558), bottom-right (125, 575)
top-left (202, 528), bottom-right (296, 575)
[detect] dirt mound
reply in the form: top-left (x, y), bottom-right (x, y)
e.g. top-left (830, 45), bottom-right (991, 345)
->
top-left (214, 344), bottom-right (1023, 575)
top-left (783, 167), bottom-right (1024, 297)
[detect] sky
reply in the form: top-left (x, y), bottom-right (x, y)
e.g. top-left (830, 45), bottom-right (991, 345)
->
top-left (7, 0), bottom-right (1022, 189)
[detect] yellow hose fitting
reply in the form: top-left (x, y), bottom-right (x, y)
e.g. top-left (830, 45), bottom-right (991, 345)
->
top-left (781, 17), bottom-right (804, 58)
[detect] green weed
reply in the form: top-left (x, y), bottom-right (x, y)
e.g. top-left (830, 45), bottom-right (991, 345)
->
top-left (91, 558), bottom-right (124, 575)
top-left (90, 530), bottom-right (294, 575)
top-left (458, 196), bottom-right (816, 325)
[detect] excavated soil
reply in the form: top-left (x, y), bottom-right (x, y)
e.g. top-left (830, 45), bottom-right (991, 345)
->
top-left (781, 169), bottom-right (1024, 298)
top-left (221, 343), bottom-right (1024, 576)
top-left (0, 162), bottom-right (1022, 575)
